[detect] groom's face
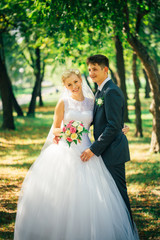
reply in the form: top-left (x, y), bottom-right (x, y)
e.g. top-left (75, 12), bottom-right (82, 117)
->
top-left (88, 63), bottom-right (108, 86)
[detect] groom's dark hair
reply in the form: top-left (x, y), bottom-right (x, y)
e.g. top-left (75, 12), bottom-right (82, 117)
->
top-left (86, 55), bottom-right (109, 68)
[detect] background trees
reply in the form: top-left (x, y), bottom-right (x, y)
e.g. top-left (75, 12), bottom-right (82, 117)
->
top-left (0, 0), bottom-right (159, 153)
top-left (0, 0), bottom-right (25, 129)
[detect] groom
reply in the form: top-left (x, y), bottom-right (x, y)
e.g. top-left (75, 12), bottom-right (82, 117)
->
top-left (80, 54), bottom-right (133, 221)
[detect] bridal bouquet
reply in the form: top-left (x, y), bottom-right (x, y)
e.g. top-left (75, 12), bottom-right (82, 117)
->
top-left (60, 120), bottom-right (89, 147)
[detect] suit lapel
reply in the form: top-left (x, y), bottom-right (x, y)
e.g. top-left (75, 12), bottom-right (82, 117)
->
top-left (93, 91), bottom-right (103, 116)
top-left (93, 90), bottom-right (100, 115)
top-left (93, 80), bottom-right (112, 118)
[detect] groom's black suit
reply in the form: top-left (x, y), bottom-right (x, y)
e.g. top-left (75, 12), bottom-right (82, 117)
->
top-left (90, 79), bottom-right (133, 220)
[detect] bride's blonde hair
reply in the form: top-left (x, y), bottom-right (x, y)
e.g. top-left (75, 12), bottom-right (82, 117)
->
top-left (62, 69), bottom-right (81, 83)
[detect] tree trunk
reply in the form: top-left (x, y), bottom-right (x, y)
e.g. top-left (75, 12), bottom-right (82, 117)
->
top-left (38, 87), bottom-right (43, 107)
top-left (38, 76), bottom-right (44, 107)
top-left (143, 69), bottom-right (150, 98)
top-left (0, 54), bottom-right (15, 129)
top-left (38, 61), bottom-right (45, 107)
top-left (127, 35), bottom-right (160, 152)
top-left (109, 67), bottom-right (118, 85)
top-left (153, 58), bottom-right (160, 87)
top-left (11, 89), bottom-right (24, 116)
top-left (150, 100), bottom-right (159, 152)
top-left (27, 47), bottom-right (41, 116)
top-left (6, 74), bottom-right (24, 116)
top-left (114, 35), bottom-right (130, 122)
top-left (0, 33), bottom-right (23, 122)
top-left (132, 53), bottom-right (143, 137)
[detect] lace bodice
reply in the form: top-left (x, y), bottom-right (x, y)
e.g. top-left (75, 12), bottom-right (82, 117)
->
top-left (63, 97), bottom-right (94, 130)
top-left (62, 97), bottom-right (94, 151)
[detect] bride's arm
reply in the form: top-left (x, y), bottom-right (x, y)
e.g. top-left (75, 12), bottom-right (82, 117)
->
top-left (53, 100), bottom-right (64, 136)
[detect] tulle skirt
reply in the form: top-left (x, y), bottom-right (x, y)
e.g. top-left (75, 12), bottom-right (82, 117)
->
top-left (14, 140), bottom-right (139, 240)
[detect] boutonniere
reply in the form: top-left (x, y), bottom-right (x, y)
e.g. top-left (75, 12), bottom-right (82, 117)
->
top-left (96, 97), bottom-right (104, 107)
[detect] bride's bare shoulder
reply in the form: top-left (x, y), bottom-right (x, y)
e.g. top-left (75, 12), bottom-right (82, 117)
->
top-left (55, 99), bottom-right (64, 113)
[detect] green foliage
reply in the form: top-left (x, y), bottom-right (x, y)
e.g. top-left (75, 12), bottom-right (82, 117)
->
top-left (1, 0), bottom-right (159, 93)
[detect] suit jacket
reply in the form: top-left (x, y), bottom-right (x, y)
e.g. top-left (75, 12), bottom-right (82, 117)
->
top-left (90, 79), bottom-right (130, 166)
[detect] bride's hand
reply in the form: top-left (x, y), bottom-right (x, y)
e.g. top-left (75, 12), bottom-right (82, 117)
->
top-left (122, 124), bottom-right (130, 135)
top-left (53, 136), bottom-right (61, 144)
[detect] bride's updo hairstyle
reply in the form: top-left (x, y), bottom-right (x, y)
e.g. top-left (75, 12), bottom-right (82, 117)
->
top-left (62, 69), bottom-right (81, 84)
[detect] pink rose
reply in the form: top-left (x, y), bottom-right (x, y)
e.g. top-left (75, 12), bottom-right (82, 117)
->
top-left (80, 123), bottom-right (84, 127)
top-left (63, 127), bottom-right (67, 132)
top-left (70, 127), bottom-right (76, 133)
top-left (67, 137), bottom-right (73, 142)
top-left (66, 123), bottom-right (72, 128)
top-left (69, 120), bottom-right (74, 124)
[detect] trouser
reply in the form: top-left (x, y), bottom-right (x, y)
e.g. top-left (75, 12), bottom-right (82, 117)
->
top-left (107, 163), bottom-right (133, 225)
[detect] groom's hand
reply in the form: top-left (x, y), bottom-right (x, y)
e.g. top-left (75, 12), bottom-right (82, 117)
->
top-left (80, 149), bottom-right (94, 162)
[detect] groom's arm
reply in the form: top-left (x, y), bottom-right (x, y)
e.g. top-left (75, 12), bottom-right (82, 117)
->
top-left (89, 89), bottom-right (123, 156)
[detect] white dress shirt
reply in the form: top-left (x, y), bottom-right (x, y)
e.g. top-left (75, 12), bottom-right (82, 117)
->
top-left (98, 76), bottom-right (111, 91)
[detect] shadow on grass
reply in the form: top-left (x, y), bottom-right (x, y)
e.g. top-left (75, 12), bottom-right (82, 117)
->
top-left (0, 231), bottom-right (14, 240)
top-left (0, 184), bottom-right (20, 193)
top-left (127, 159), bottom-right (160, 239)
top-left (0, 211), bottom-right (15, 240)
top-left (127, 161), bottom-right (160, 185)
top-left (0, 162), bottom-right (32, 169)
top-left (131, 195), bottom-right (159, 240)
top-left (128, 172), bottom-right (159, 186)
top-left (129, 137), bottom-right (151, 144)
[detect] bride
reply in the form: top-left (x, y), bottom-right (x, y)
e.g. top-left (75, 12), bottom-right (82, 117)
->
top-left (14, 69), bottom-right (139, 240)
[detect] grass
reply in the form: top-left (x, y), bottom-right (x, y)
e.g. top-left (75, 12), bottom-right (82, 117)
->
top-left (0, 93), bottom-right (160, 240)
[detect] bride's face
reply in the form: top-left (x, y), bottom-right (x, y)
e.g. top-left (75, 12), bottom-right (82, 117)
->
top-left (64, 74), bottom-right (82, 96)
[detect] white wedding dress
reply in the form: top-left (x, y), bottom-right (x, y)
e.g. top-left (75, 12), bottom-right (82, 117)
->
top-left (14, 97), bottom-right (139, 240)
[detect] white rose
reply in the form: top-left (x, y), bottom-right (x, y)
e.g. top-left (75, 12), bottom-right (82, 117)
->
top-left (77, 125), bottom-right (83, 132)
top-left (97, 99), bottom-right (103, 105)
top-left (72, 121), bottom-right (79, 127)
top-left (65, 130), bottom-right (71, 136)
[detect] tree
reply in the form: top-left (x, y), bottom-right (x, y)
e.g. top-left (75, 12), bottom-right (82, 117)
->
top-left (114, 35), bottom-right (130, 122)
top-left (143, 69), bottom-right (150, 98)
top-left (2, 33), bottom-right (24, 116)
top-left (109, 67), bottom-right (118, 85)
top-left (132, 52), bottom-right (143, 137)
top-left (0, 44), bottom-right (15, 129)
top-left (38, 60), bottom-right (45, 106)
top-left (0, 0), bottom-right (34, 128)
top-left (0, 0), bottom-right (25, 129)
top-left (73, 0), bottom-right (160, 152)
top-left (122, 0), bottom-right (160, 152)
